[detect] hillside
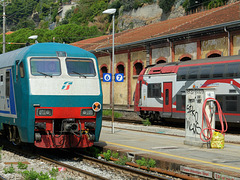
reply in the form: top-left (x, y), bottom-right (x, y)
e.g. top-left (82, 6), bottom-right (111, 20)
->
top-left (1, 0), bottom-right (232, 34)
top-left (0, 0), bottom-right (234, 54)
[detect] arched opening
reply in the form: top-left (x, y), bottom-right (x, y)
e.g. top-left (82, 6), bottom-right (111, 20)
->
top-left (208, 53), bottom-right (221, 58)
top-left (100, 64), bottom-right (108, 77)
top-left (116, 62), bottom-right (125, 75)
top-left (179, 54), bottom-right (192, 62)
top-left (155, 56), bottom-right (166, 64)
top-left (180, 57), bottom-right (191, 61)
top-left (206, 50), bottom-right (222, 58)
top-left (156, 60), bottom-right (166, 64)
top-left (134, 62), bottom-right (143, 75)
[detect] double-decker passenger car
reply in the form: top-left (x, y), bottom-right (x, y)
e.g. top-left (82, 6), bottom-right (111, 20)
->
top-left (0, 43), bottom-right (102, 148)
top-left (134, 55), bottom-right (240, 123)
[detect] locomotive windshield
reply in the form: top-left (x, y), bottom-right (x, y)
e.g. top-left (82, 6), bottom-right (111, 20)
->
top-left (30, 58), bottom-right (61, 76)
top-left (66, 58), bottom-right (96, 77)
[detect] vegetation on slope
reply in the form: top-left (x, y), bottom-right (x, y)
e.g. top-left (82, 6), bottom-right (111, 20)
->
top-left (0, 0), bottom-right (232, 53)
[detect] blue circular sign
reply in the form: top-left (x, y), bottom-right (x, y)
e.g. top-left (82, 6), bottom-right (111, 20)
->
top-left (103, 73), bottom-right (112, 82)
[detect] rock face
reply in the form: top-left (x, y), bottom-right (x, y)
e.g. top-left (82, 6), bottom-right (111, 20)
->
top-left (117, 3), bottom-right (185, 31)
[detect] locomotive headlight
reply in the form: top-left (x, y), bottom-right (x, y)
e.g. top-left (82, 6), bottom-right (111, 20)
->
top-left (37, 109), bottom-right (53, 116)
top-left (81, 109), bottom-right (94, 116)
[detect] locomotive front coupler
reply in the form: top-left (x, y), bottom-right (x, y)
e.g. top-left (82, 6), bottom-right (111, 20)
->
top-left (35, 122), bottom-right (46, 129)
top-left (62, 118), bottom-right (79, 132)
top-left (85, 122), bottom-right (96, 129)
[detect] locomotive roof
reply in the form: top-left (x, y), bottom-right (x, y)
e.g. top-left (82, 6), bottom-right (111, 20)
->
top-left (153, 55), bottom-right (240, 68)
top-left (147, 55), bottom-right (240, 75)
top-left (0, 43), bottom-right (95, 68)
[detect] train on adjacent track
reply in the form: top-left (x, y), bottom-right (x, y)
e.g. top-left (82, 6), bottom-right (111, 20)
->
top-left (134, 55), bottom-right (240, 123)
top-left (0, 42), bottom-right (103, 148)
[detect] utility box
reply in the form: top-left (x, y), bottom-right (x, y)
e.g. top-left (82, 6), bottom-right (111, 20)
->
top-left (184, 88), bottom-right (215, 147)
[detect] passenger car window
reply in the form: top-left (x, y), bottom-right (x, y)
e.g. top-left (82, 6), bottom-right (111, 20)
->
top-left (66, 58), bottom-right (96, 77)
top-left (30, 58), bottom-right (61, 76)
top-left (226, 63), bottom-right (240, 78)
top-left (177, 67), bottom-right (188, 80)
top-left (147, 83), bottom-right (161, 98)
top-left (213, 64), bottom-right (225, 78)
top-left (200, 65), bottom-right (212, 79)
top-left (188, 66), bottom-right (199, 79)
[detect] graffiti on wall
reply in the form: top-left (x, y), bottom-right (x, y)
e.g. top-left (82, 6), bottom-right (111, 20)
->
top-left (186, 104), bottom-right (201, 135)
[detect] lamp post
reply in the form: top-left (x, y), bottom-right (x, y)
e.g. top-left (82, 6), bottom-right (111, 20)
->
top-left (103, 8), bottom-right (116, 134)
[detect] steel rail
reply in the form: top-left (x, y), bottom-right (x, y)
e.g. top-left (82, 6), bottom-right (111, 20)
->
top-left (1, 143), bottom-right (109, 180)
top-left (71, 151), bottom-right (171, 180)
top-left (38, 155), bottom-right (109, 180)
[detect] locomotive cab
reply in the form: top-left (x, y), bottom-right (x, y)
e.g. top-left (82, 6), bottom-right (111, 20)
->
top-left (0, 43), bottom-right (103, 148)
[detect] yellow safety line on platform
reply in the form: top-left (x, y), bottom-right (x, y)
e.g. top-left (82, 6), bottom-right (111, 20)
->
top-left (105, 141), bottom-right (240, 171)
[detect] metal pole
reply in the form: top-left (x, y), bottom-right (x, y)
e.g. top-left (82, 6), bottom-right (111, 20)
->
top-left (1, 0), bottom-right (10, 54)
top-left (111, 14), bottom-right (115, 134)
top-left (2, 1), bottom-right (5, 53)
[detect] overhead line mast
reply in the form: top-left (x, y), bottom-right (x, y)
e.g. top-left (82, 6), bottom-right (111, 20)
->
top-left (0, 0), bottom-right (11, 54)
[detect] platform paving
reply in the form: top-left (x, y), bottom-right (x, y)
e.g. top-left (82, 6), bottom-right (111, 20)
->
top-left (95, 121), bottom-right (240, 179)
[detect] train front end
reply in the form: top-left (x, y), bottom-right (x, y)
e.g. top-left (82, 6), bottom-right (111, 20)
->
top-left (21, 44), bottom-right (103, 148)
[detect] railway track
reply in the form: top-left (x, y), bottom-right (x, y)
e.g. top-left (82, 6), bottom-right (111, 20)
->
top-left (39, 149), bottom-right (173, 180)
top-left (103, 116), bottom-right (240, 134)
top-left (0, 139), bottom-right (181, 180)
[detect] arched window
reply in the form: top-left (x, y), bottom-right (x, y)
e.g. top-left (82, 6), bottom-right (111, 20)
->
top-left (156, 56), bottom-right (166, 64)
top-left (100, 64), bottom-right (108, 77)
top-left (208, 53), bottom-right (221, 58)
top-left (179, 54), bottom-right (192, 61)
top-left (116, 62), bottom-right (125, 75)
top-left (207, 50), bottom-right (222, 58)
top-left (180, 57), bottom-right (191, 61)
top-left (133, 60), bottom-right (143, 75)
top-left (156, 60), bottom-right (166, 64)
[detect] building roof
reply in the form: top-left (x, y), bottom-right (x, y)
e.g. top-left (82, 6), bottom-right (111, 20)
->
top-left (71, 2), bottom-right (240, 52)
top-left (6, 31), bottom-right (14, 35)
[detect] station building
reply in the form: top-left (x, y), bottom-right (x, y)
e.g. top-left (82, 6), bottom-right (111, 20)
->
top-left (72, 2), bottom-right (240, 109)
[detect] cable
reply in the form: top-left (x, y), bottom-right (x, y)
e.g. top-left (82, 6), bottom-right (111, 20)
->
top-left (200, 97), bottom-right (228, 142)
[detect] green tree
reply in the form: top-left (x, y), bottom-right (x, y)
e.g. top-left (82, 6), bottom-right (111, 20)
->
top-left (182, 0), bottom-right (228, 12)
top-left (16, 19), bottom-right (36, 30)
top-left (4, 0), bottom-right (38, 28)
top-left (53, 24), bottom-right (102, 43)
top-left (158, 0), bottom-right (176, 13)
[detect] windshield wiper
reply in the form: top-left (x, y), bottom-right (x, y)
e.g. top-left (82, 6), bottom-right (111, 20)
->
top-left (37, 71), bottom-right (53, 78)
top-left (72, 71), bottom-right (87, 78)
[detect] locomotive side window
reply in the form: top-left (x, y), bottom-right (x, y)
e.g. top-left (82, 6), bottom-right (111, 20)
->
top-left (147, 83), bottom-right (161, 98)
top-left (6, 71), bottom-right (10, 98)
top-left (19, 62), bottom-right (25, 78)
top-left (30, 58), bottom-right (61, 76)
top-left (66, 58), bottom-right (96, 77)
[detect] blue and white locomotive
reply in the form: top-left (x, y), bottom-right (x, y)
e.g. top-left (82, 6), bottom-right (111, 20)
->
top-left (0, 43), bottom-right (102, 148)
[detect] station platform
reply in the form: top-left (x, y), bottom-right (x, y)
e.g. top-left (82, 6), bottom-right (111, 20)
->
top-left (95, 121), bottom-right (240, 179)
